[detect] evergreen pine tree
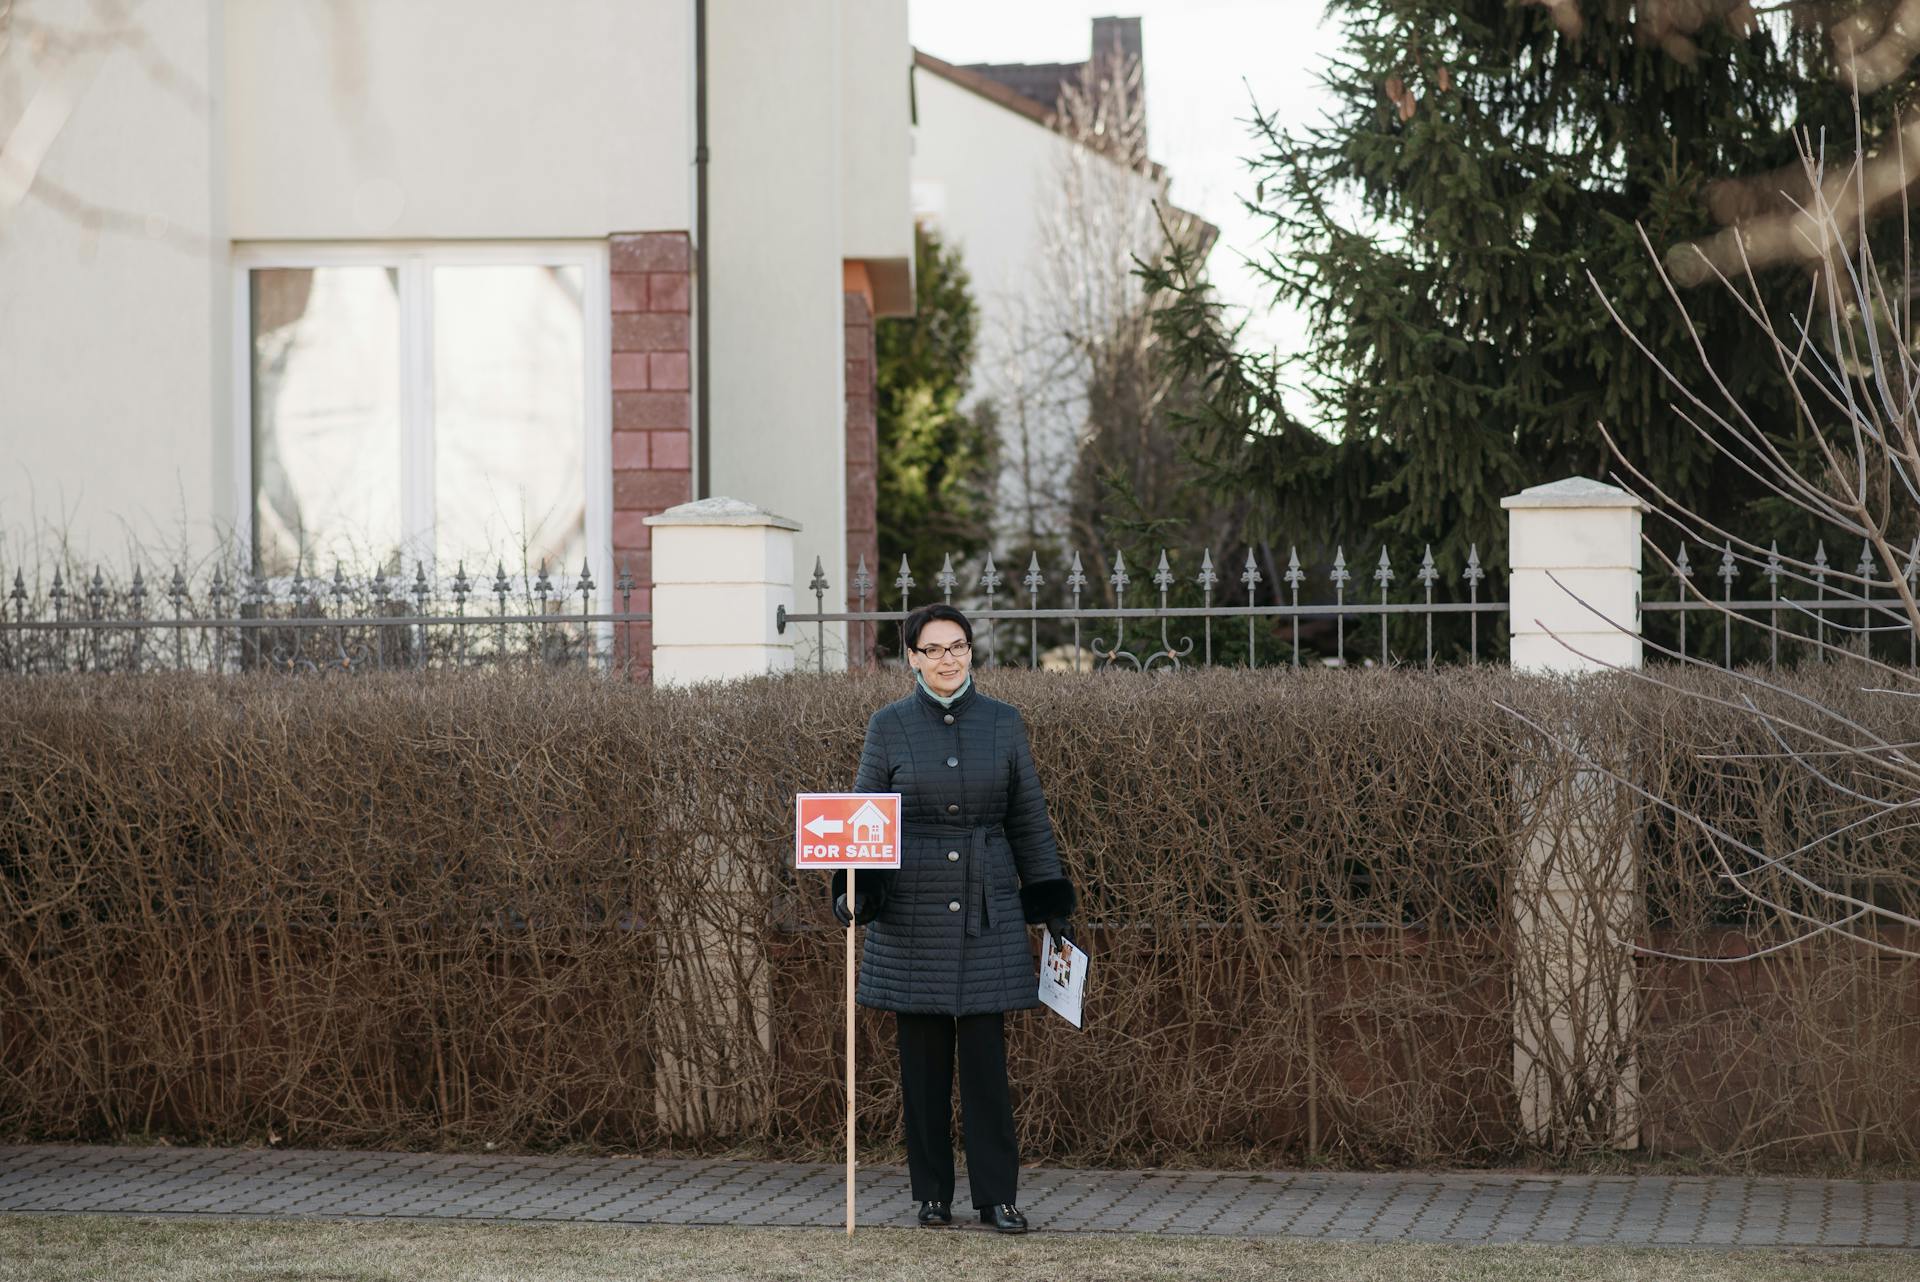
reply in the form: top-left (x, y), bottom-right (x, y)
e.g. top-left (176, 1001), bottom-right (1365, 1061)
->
top-left (875, 227), bottom-right (999, 580)
top-left (1143, 2), bottom-right (1907, 640)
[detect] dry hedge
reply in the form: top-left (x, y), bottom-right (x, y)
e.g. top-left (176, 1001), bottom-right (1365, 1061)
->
top-left (1, 667), bottom-right (1916, 1169)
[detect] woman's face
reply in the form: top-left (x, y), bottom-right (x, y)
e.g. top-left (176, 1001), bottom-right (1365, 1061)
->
top-left (908, 618), bottom-right (972, 697)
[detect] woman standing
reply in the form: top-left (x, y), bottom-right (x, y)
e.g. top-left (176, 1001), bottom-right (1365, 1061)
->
top-left (832, 603), bottom-right (1076, 1234)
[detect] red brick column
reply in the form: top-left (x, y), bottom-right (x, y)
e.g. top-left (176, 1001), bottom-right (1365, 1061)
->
top-left (610, 232), bottom-right (693, 681)
top-left (844, 291), bottom-right (880, 667)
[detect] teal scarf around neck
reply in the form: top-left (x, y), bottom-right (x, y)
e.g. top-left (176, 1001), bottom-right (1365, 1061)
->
top-left (916, 672), bottom-right (972, 707)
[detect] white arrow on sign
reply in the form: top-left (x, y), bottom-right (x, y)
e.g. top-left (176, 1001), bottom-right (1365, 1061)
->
top-left (805, 816), bottom-right (845, 838)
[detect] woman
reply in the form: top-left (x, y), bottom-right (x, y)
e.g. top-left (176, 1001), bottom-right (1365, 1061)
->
top-left (831, 603), bottom-right (1076, 1234)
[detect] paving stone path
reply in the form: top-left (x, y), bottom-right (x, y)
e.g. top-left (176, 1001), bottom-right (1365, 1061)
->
top-left (1, 1145), bottom-right (1916, 1248)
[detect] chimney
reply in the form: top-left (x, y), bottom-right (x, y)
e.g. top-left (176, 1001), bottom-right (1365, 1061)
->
top-left (1090, 16), bottom-right (1146, 154)
top-left (1091, 16), bottom-right (1142, 65)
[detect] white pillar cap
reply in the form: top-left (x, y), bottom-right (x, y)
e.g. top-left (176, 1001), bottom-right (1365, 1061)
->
top-left (644, 496), bottom-right (802, 530)
top-left (1500, 477), bottom-right (1648, 511)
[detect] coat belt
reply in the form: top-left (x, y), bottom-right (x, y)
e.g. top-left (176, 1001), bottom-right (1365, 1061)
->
top-left (904, 821), bottom-right (1003, 938)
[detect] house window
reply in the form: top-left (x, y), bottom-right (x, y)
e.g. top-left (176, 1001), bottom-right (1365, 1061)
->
top-left (239, 246), bottom-right (610, 590)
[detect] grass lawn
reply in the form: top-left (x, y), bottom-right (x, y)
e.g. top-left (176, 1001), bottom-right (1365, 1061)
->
top-left (1, 1216), bottom-right (1913, 1282)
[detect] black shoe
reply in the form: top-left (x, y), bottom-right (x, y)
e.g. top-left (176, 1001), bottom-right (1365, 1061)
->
top-left (916, 1200), bottom-right (953, 1226)
top-left (979, 1203), bottom-right (1028, 1234)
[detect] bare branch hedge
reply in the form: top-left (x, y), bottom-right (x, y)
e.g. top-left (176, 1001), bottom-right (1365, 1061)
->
top-left (1, 667), bottom-right (1915, 1168)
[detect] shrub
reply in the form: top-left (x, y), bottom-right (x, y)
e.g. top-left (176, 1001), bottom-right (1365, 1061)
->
top-left (1, 667), bottom-right (1914, 1167)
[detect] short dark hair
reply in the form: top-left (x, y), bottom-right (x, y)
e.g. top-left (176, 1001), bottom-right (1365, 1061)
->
top-left (901, 603), bottom-right (973, 653)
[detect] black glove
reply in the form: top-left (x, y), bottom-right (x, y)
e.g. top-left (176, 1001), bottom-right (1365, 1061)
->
top-left (1046, 917), bottom-right (1076, 947)
top-left (833, 893), bottom-right (873, 928)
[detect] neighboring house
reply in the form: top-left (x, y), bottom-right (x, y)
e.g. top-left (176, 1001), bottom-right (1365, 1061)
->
top-left (0, 0), bottom-right (913, 678)
top-left (910, 17), bottom-right (1216, 547)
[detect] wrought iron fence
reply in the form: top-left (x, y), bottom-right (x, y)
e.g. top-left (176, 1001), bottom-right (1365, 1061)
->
top-left (779, 543), bottom-right (1506, 673)
top-left (2, 558), bottom-right (651, 676)
top-left (785, 534), bottom-right (1920, 674)
top-left (1648, 537), bottom-right (1920, 669)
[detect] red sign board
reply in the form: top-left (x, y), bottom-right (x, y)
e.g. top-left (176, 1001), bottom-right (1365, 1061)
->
top-left (795, 793), bottom-right (903, 869)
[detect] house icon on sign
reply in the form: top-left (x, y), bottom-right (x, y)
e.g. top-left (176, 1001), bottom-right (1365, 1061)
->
top-left (849, 800), bottom-right (891, 845)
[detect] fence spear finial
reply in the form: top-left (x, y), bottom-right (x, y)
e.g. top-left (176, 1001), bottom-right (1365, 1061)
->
top-left (1197, 548), bottom-right (1218, 592)
top-left (936, 554), bottom-right (958, 599)
top-left (1023, 552), bottom-right (1045, 594)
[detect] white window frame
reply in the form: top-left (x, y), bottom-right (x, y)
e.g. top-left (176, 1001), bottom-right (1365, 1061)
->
top-left (230, 241), bottom-right (613, 611)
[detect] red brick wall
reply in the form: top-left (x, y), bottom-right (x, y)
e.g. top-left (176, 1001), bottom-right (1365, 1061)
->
top-left (610, 233), bottom-right (693, 680)
top-left (844, 291), bottom-right (880, 667)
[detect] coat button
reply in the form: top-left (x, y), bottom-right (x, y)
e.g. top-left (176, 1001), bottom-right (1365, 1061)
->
top-left (946, 803), bottom-right (959, 815)
top-left (947, 900), bottom-right (961, 912)
top-left (947, 850), bottom-right (959, 862)
top-left (946, 756), bottom-right (959, 767)
top-left (943, 714), bottom-right (955, 725)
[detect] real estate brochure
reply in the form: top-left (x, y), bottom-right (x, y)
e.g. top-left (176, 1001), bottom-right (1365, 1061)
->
top-left (1038, 927), bottom-right (1088, 1029)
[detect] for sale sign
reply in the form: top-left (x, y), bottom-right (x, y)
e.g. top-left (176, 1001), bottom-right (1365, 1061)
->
top-left (794, 793), bottom-right (902, 869)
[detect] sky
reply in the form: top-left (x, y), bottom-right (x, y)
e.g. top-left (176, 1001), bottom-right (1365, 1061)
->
top-left (906, 0), bottom-right (1345, 398)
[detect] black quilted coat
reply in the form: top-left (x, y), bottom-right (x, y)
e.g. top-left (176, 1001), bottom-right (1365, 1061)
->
top-left (831, 680), bottom-right (1075, 1016)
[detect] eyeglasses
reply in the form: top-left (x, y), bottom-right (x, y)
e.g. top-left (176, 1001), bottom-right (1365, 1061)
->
top-left (911, 640), bottom-right (972, 661)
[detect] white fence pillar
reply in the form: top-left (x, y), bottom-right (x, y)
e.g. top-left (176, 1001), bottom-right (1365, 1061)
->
top-left (1504, 476), bottom-right (1645, 673)
top-left (647, 497), bottom-right (800, 686)
top-left (643, 498), bottom-right (795, 1133)
top-left (1501, 476), bottom-right (1646, 1149)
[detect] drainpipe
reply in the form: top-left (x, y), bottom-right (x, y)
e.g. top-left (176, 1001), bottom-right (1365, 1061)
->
top-left (694, 0), bottom-right (712, 499)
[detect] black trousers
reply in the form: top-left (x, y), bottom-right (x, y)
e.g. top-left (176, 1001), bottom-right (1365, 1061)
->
top-left (895, 1011), bottom-right (1019, 1209)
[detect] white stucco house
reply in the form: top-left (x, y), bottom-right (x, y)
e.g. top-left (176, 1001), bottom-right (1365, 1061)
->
top-left (0, 0), bottom-right (912, 677)
top-left (910, 17), bottom-right (1215, 544)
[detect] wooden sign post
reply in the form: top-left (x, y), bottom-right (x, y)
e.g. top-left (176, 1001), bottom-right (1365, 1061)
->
top-left (794, 792), bottom-right (902, 1237)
